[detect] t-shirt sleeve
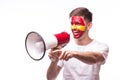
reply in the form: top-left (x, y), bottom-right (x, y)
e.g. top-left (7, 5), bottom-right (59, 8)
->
top-left (97, 43), bottom-right (109, 64)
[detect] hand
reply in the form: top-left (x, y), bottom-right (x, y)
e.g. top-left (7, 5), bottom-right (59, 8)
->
top-left (59, 50), bottom-right (75, 61)
top-left (48, 48), bottom-right (62, 62)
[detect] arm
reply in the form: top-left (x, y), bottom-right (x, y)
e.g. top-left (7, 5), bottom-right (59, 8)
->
top-left (47, 48), bottom-right (62, 80)
top-left (59, 51), bottom-right (105, 64)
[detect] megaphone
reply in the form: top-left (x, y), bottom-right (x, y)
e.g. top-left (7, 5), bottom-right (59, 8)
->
top-left (25, 31), bottom-right (70, 61)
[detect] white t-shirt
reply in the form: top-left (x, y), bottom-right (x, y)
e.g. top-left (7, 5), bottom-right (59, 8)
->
top-left (57, 39), bottom-right (109, 80)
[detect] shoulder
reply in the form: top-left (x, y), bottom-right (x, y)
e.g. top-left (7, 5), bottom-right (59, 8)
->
top-left (91, 40), bottom-right (109, 53)
top-left (92, 40), bottom-right (109, 48)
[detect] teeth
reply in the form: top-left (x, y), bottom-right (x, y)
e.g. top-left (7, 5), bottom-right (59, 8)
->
top-left (73, 32), bottom-right (78, 35)
top-left (73, 31), bottom-right (78, 33)
top-left (73, 31), bottom-right (78, 32)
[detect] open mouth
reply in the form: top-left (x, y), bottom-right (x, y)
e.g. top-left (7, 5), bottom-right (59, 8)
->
top-left (72, 30), bottom-right (79, 35)
top-left (72, 30), bottom-right (84, 38)
top-left (73, 30), bottom-right (79, 35)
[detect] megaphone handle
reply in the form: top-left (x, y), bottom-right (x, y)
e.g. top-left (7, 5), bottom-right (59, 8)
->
top-left (51, 46), bottom-right (62, 51)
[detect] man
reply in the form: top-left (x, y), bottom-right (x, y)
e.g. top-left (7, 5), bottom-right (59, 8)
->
top-left (47, 7), bottom-right (109, 80)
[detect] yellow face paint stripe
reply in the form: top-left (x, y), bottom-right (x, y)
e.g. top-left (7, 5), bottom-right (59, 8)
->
top-left (71, 25), bottom-right (86, 31)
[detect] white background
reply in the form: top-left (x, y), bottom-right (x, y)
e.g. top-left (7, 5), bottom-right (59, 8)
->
top-left (0, 0), bottom-right (120, 80)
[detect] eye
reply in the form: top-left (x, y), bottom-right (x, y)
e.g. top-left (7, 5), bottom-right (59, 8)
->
top-left (71, 22), bottom-right (81, 25)
top-left (75, 22), bottom-right (81, 25)
top-left (71, 22), bottom-right (74, 25)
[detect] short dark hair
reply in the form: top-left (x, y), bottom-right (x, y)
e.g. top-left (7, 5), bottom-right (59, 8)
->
top-left (69, 7), bottom-right (92, 22)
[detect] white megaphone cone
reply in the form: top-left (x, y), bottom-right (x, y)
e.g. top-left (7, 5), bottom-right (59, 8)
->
top-left (25, 31), bottom-right (70, 61)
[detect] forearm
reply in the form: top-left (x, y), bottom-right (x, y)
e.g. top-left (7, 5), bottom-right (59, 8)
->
top-left (47, 60), bottom-right (60, 80)
top-left (73, 51), bottom-right (104, 64)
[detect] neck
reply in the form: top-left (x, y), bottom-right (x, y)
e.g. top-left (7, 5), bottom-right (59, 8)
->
top-left (74, 35), bottom-right (93, 46)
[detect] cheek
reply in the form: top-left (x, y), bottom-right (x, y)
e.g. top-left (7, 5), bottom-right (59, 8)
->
top-left (77, 25), bottom-right (86, 31)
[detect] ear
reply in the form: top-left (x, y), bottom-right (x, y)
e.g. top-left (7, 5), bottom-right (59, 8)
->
top-left (87, 22), bottom-right (92, 30)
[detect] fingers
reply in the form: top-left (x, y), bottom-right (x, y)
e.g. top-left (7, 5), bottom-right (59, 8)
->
top-left (49, 49), bottom-right (74, 61)
top-left (59, 51), bottom-right (73, 61)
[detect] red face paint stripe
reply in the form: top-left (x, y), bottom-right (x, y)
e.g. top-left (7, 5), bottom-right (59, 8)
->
top-left (71, 16), bottom-right (85, 26)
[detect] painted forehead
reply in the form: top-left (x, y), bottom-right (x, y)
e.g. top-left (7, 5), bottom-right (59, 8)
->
top-left (71, 16), bottom-right (85, 26)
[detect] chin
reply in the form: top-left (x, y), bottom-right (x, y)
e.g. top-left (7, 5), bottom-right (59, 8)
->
top-left (73, 35), bottom-right (85, 40)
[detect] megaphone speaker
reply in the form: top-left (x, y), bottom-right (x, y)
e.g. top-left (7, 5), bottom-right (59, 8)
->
top-left (25, 31), bottom-right (70, 61)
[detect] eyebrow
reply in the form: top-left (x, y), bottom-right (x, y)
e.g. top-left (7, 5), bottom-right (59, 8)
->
top-left (71, 21), bottom-right (82, 25)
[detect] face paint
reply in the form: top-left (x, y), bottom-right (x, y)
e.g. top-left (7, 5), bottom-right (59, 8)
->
top-left (71, 16), bottom-right (86, 39)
